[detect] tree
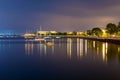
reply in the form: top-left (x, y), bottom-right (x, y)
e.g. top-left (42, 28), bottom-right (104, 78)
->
top-left (117, 22), bottom-right (120, 32)
top-left (92, 27), bottom-right (103, 37)
top-left (72, 31), bottom-right (77, 35)
top-left (57, 32), bottom-right (67, 35)
top-left (86, 30), bottom-right (92, 36)
top-left (106, 23), bottom-right (117, 35)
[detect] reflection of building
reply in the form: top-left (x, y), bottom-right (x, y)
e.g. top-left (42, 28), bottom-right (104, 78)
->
top-left (67, 38), bottom-right (72, 59)
top-left (87, 40), bottom-right (108, 63)
top-left (85, 40), bottom-right (88, 54)
top-left (25, 42), bottom-right (34, 55)
top-left (77, 38), bottom-right (80, 58)
top-left (25, 40), bottom-right (55, 56)
top-left (102, 42), bottom-right (108, 62)
top-left (80, 39), bottom-right (83, 57)
top-left (77, 38), bottom-right (84, 59)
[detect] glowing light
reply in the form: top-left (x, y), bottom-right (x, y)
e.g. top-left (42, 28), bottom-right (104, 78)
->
top-left (102, 29), bottom-right (107, 37)
top-left (24, 33), bottom-right (35, 38)
top-left (105, 42), bottom-right (108, 54)
top-left (112, 35), bottom-right (115, 37)
top-left (52, 46), bottom-right (54, 54)
top-left (118, 47), bottom-right (120, 52)
top-left (52, 39), bottom-right (55, 54)
top-left (80, 39), bottom-right (83, 58)
top-left (102, 43), bottom-right (105, 61)
top-left (37, 30), bottom-right (58, 35)
top-left (67, 32), bottom-right (73, 35)
top-left (102, 42), bottom-right (108, 63)
top-left (49, 31), bottom-right (57, 34)
top-left (77, 38), bottom-right (80, 59)
top-left (31, 43), bottom-right (34, 54)
top-left (93, 41), bottom-right (95, 48)
top-left (39, 42), bottom-right (44, 55)
top-left (44, 45), bottom-right (47, 55)
top-left (25, 42), bottom-right (34, 55)
top-left (67, 38), bottom-right (72, 59)
top-left (77, 32), bottom-right (84, 35)
top-left (96, 47), bottom-right (99, 54)
top-left (85, 40), bottom-right (87, 55)
top-left (0, 30), bottom-right (15, 35)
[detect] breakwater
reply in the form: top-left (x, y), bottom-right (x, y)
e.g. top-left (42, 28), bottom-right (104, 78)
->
top-left (58, 35), bottom-right (120, 44)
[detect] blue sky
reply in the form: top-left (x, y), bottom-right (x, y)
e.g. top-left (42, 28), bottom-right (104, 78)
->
top-left (0, 0), bottom-right (120, 33)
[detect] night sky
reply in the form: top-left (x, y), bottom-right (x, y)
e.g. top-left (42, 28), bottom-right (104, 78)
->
top-left (0, 0), bottom-right (120, 34)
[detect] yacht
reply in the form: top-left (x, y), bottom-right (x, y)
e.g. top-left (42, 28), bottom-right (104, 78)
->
top-left (34, 38), bottom-right (45, 41)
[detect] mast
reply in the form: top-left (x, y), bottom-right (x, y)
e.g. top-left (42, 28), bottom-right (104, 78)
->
top-left (39, 26), bottom-right (42, 31)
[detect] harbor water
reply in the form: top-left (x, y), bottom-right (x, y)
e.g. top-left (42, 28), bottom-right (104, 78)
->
top-left (0, 38), bottom-right (120, 80)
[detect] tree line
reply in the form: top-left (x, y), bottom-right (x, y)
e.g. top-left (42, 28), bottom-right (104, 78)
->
top-left (86, 22), bottom-right (120, 37)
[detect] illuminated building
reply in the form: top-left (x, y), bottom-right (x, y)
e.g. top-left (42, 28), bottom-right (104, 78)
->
top-left (49, 31), bottom-right (57, 35)
top-left (24, 33), bottom-right (36, 38)
top-left (37, 31), bottom-right (58, 35)
top-left (67, 32), bottom-right (73, 35)
top-left (37, 31), bottom-right (48, 35)
top-left (76, 32), bottom-right (85, 35)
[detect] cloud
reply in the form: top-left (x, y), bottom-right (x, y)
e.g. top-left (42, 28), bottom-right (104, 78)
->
top-left (0, 0), bottom-right (120, 32)
top-left (33, 13), bottom-right (119, 31)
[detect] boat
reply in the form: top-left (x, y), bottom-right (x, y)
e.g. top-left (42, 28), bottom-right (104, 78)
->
top-left (34, 38), bottom-right (45, 41)
top-left (44, 36), bottom-right (51, 39)
top-left (56, 36), bottom-right (61, 39)
top-left (45, 42), bottom-right (54, 46)
top-left (34, 26), bottom-right (45, 41)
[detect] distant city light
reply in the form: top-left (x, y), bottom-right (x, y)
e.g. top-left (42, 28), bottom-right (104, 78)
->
top-left (0, 30), bottom-right (15, 35)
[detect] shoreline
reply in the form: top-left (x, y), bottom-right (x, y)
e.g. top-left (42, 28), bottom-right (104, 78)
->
top-left (61, 36), bottom-right (120, 44)
top-left (51, 35), bottom-right (120, 44)
top-left (0, 35), bottom-right (120, 44)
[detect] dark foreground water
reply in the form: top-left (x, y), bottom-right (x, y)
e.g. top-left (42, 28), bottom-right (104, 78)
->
top-left (0, 38), bottom-right (120, 80)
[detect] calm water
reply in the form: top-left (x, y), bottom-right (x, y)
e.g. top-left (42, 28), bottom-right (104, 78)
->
top-left (0, 38), bottom-right (120, 80)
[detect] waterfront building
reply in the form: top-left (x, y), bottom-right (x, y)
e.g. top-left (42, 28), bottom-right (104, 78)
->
top-left (67, 32), bottom-right (73, 35)
top-left (24, 33), bottom-right (36, 38)
top-left (76, 32), bottom-right (84, 35)
top-left (37, 30), bottom-right (58, 35)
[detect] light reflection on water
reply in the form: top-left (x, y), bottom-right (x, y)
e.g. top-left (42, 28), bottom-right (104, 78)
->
top-left (67, 38), bottom-right (72, 59)
top-left (1, 38), bottom-right (120, 79)
top-left (25, 40), bottom-right (55, 56)
top-left (24, 38), bottom-right (120, 64)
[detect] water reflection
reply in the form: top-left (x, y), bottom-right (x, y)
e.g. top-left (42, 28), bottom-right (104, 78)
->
top-left (76, 38), bottom-right (84, 59)
top-left (80, 39), bottom-right (83, 58)
top-left (51, 39), bottom-right (55, 54)
top-left (77, 38), bottom-right (80, 59)
top-left (25, 42), bottom-right (34, 55)
top-left (44, 44), bottom-right (47, 55)
top-left (102, 42), bottom-right (107, 62)
top-left (67, 38), bottom-right (72, 59)
top-left (0, 40), bottom-right (12, 52)
top-left (24, 38), bottom-right (120, 64)
top-left (85, 40), bottom-right (88, 55)
top-left (25, 39), bottom-right (55, 56)
top-left (1, 38), bottom-right (120, 80)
